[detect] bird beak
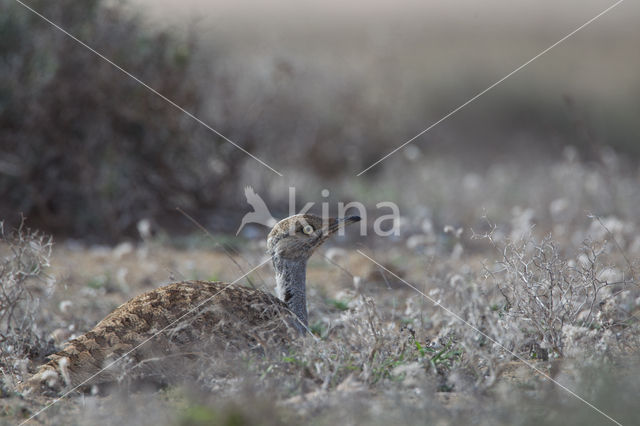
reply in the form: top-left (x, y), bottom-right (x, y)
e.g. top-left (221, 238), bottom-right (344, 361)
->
top-left (323, 215), bottom-right (362, 236)
top-left (306, 215), bottom-right (360, 252)
top-left (336, 215), bottom-right (361, 228)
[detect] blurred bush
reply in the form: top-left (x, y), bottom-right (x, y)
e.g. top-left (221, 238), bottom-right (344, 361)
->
top-left (1, 0), bottom-right (638, 241)
top-left (0, 0), bottom-right (245, 241)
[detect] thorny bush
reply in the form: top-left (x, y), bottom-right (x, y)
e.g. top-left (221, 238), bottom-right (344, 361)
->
top-left (0, 220), bottom-right (56, 393)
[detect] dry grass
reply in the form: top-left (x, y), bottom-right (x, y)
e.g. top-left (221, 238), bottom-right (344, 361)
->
top-left (1, 158), bottom-right (639, 424)
top-left (0, 219), bottom-right (55, 397)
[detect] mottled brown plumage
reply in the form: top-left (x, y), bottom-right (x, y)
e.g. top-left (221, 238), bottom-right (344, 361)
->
top-left (20, 214), bottom-right (360, 394)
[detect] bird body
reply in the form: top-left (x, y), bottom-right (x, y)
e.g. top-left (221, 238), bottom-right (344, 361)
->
top-left (20, 214), bottom-right (360, 394)
top-left (24, 281), bottom-right (297, 392)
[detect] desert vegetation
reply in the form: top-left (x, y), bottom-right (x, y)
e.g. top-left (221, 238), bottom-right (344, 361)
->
top-left (1, 0), bottom-right (639, 424)
top-left (2, 152), bottom-right (639, 425)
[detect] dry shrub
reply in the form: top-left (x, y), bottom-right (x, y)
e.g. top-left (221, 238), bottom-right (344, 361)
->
top-left (387, 216), bottom-right (640, 394)
top-left (486, 232), bottom-right (637, 358)
top-left (0, 219), bottom-right (56, 393)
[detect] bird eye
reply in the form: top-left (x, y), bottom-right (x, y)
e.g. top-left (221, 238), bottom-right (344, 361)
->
top-left (302, 224), bottom-right (314, 235)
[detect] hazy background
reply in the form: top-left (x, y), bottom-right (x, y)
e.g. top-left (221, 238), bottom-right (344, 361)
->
top-left (1, 0), bottom-right (638, 241)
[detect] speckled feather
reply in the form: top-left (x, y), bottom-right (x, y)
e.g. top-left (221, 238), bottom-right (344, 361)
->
top-left (22, 281), bottom-right (298, 393)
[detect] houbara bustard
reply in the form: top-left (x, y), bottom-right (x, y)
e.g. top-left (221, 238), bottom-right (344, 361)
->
top-left (21, 214), bottom-right (360, 394)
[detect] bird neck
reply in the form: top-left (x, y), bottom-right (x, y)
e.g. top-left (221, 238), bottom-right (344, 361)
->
top-left (273, 256), bottom-right (308, 328)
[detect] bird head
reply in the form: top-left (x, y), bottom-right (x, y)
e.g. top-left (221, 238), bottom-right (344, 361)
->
top-left (267, 214), bottom-right (361, 260)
